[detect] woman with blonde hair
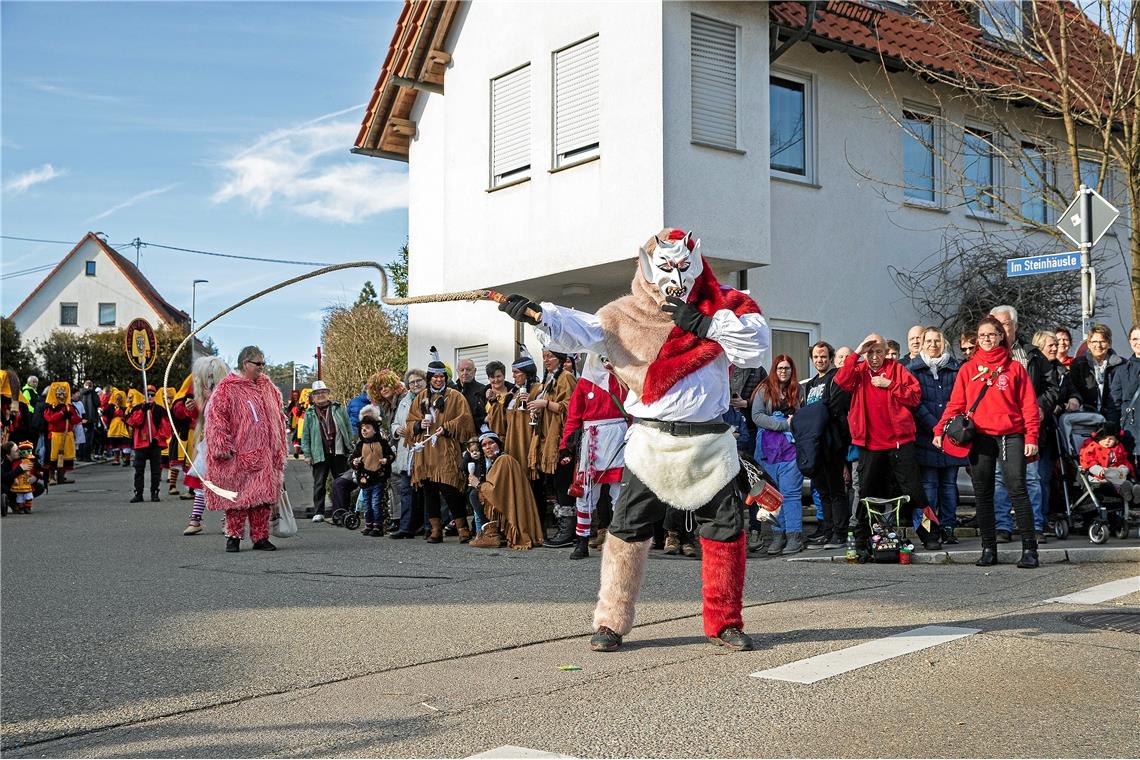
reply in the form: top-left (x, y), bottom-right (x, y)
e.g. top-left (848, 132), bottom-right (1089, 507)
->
top-left (181, 355), bottom-right (231, 535)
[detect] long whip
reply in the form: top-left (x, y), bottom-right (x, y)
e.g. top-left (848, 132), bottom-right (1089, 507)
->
top-left (161, 261), bottom-right (537, 500)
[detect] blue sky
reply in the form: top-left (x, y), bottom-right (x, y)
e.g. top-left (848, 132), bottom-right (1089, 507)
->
top-left (1, 0), bottom-right (407, 368)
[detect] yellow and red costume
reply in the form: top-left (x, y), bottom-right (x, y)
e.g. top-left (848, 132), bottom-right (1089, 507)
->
top-left (43, 381), bottom-right (78, 478)
top-left (9, 440), bottom-right (37, 512)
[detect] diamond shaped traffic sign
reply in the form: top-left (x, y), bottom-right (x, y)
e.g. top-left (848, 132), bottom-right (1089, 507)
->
top-left (1056, 187), bottom-right (1120, 247)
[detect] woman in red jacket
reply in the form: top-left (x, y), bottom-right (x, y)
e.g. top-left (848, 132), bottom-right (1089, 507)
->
top-left (935, 316), bottom-right (1041, 568)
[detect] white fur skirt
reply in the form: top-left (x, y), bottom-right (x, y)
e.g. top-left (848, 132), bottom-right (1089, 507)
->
top-left (622, 423), bottom-right (740, 510)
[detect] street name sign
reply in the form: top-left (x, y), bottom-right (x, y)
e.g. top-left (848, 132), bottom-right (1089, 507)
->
top-left (1006, 251), bottom-right (1081, 278)
top-left (1056, 187), bottom-right (1119, 247)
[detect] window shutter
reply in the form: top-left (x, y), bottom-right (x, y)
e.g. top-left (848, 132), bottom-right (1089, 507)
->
top-left (691, 14), bottom-right (738, 149)
top-left (455, 345), bottom-right (490, 384)
top-left (553, 36), bottom-right (600, 165)
top-left (491, 65), bottom-right (531, 185)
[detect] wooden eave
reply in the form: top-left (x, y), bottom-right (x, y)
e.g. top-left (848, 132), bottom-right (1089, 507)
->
top-left (354, 0), bottom-right (463, 161)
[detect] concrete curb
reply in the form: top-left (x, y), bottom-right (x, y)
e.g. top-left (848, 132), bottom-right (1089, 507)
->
top-left (786, 546), bottom-right (1140, 564)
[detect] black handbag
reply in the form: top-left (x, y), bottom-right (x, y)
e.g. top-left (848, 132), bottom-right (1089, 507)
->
top-left (943, 373), bottom-right (996, 445)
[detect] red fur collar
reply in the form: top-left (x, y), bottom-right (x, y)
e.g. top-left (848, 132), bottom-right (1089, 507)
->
top-left (641, 264), bottom-right (760, 404)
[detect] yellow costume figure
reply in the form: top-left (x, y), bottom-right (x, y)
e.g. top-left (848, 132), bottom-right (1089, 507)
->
top-left (44, 381), bottom-right (78, 481)
top-left (105, 388), bottom-right (131, 465)
top-left (165, 376), bottom-right (196, 497)
top-left (10, 441), bottom-right (37, 512)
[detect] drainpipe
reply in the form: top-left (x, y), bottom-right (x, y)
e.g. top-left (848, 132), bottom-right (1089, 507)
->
top-left (770, 1), bottom-right (819, 63)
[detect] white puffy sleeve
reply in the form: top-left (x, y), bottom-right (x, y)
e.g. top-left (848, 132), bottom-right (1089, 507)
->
top-left (536, 303), bottom-right (607, 354)
top-left (707, 310), bottom-right (770, 369)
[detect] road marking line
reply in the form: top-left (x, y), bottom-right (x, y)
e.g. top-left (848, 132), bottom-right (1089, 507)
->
top-left (1045, 576), bottom-right (1140, 605)
top-left (469, 746), bottom-right (575, 759)
top-left (750, 625), bottom-right (980, 684)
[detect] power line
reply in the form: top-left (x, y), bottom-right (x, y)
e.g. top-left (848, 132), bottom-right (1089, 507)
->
top-left (1, 263), bottom-right (57, 280)
top-left (0, 235), bottom-right (78, 245)
top-left (142, 241), bottom-right (331, 267)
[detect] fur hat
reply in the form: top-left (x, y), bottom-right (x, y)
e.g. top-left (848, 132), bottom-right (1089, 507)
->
top-left (359, 414), bottom-right (381, 432)
top-left (427, 345), bottom-right (448, 378)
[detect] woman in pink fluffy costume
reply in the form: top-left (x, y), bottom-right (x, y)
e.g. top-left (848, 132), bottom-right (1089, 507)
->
top-left (205, 345), bottom-right (288, 553)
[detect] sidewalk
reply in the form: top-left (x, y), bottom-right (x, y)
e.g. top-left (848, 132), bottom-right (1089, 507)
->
top-left (785, 532), bottom-right (1140, 564)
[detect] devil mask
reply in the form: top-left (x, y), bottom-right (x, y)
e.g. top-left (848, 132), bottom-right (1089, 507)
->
top-left (638, 230), bottom-right (703, 300)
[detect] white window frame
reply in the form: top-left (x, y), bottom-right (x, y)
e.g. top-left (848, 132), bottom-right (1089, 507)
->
top-left (769, 68), bottom-right (816, 185)
top-left (60, 302), bottom-right (78, 326)
top-left (769, 318), bottom-right (820, 379)
top-left (978, 0), bottom-right (1023, 43)
top-left (551, 34), bottom-right (600, 170)
top-left (1078, 150), bottom-right (1123, 236)
top-left (963, 122), bottom-right (1000, 218)
top-left (901, 102), bottom-right (942, 208)
top-left (455, 344), bottom-right (490, 385)
top-left (1018, 140), bottom-right (1053, 226)
top-left (489, 63), bottom-right (532, 189)
top-left (690, 13), bottom-right (742, 153)
top-left (98, 302), bottom-right (116, 327)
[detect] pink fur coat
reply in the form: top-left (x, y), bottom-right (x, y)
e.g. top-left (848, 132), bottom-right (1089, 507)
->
top-left (204, 372), bottom-right (287, 511)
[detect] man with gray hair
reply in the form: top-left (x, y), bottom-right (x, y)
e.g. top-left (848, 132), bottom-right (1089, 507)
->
top-left (989, 305), bottom-right (1060, 543)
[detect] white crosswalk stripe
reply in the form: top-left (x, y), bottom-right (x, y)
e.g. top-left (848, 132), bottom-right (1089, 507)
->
top-left (1045, 575), bottom-right (1140, 605)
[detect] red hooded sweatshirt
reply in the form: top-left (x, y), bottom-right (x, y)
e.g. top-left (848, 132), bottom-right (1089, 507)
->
top-left (935, 345), bottom-right (1040, 446)
top-left (834, 354), bottom-right (921, 450)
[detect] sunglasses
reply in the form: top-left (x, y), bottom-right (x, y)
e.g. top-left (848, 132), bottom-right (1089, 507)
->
top-left (246, 360), bottom-right (265, 367)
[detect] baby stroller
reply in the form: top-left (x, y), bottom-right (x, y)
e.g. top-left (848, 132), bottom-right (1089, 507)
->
top-left (1054, 412), bottom-right (1138, 544)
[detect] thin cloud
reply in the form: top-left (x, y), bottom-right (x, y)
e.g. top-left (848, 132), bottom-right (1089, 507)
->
top-left (87, 183), bottom-right (180, 222)
top-left (24, 79), bottom-right (127, 104)
top-left (3, 163), bottom-right (66, 194)
top-left (213, 105), bottom-right (406, 223)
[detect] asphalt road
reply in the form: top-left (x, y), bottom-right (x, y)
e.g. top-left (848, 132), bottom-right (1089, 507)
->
top-left (2, 459), bottom-right (1138, 758)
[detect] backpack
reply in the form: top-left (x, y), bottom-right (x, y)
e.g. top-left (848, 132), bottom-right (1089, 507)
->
top-left (29, 402), bottom-right (47, 435)
top-left (791, 398), bottom-right (830, 478)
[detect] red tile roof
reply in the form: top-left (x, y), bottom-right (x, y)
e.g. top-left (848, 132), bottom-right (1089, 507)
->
top-left (769, 1), bottom-right (1123, 119)
top-left (8, 232), bottom-right (189, 328)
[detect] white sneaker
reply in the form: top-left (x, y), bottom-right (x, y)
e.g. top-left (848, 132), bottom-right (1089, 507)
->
top-left (312, 513), bottom-right (324, 523)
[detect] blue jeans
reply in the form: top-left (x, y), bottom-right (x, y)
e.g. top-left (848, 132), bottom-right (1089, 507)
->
top-left (918, 466), bottom-right (959, 530)
top-left (467, 487), bottom-right (485, 532)
top-left (766, 459), bottom-right (804, 534)
top-left (362, 484), bottom-right (385, 525)
top-left (812, 486), bottom-right (823, 521)
top-left (396, 472), bottom-right (418, 534)
top-left (995, 454), bottom-right (1043, 531)
top-left (1037, 449), bottom-right (1055, 517)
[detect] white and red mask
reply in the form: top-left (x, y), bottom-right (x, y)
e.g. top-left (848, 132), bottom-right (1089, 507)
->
top-left (638, 231), bottom-right (703, 300)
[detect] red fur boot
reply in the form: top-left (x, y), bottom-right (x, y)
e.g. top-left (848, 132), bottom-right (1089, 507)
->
top-left (700, 532), bottom-right (752, 650)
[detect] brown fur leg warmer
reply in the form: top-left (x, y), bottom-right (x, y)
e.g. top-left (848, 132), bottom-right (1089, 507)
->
top-left (592, 532), bottom-right (651, 636)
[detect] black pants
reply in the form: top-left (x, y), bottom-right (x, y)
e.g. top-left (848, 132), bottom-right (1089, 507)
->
top-left (311, 454), bottom-right (347, 514)
top-left (609, 469), bottom-right (744, 543)
top-left (132, 443), bottom-right (162, 495)
top-left (854, 443), bottom-right (929, 542)
top-left (815, 449), bottom-right (849, 535)
top-left (970, 433), bottom-right (1033, 545)
top-left (423, 480), bottom-right (466, 520)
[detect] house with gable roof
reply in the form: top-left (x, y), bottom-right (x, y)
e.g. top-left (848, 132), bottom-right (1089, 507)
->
top-left (8, 232), bottom-right (190, 349)
top-left (353, 0), bottom-right (1132, 372)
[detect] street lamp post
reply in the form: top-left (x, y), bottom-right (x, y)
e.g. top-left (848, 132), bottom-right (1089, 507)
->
top-left (191, 279), bottom-right (209, 362)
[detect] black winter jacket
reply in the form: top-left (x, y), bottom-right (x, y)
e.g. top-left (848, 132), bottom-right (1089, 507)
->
top-left (1061, 351), bottom-right (1124, 425)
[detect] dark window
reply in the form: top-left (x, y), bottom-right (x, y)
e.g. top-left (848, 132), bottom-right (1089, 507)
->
top-left (98, 303), bottom-right (116, 327)
top-left (903, 111), bottom-right (936, 202)
top-left (85, 261), bottom-right (96, 276)
top-left (60, 303), bottom-right (78, 326)
top-left (770, 76), bottom-right (806, 175)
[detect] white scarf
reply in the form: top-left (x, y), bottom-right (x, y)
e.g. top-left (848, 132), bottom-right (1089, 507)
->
top-left (920, 351), bottom-right (951, 379)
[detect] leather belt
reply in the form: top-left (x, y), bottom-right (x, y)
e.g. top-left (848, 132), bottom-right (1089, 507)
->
top-left (633, 417), bottom-right (730, 437)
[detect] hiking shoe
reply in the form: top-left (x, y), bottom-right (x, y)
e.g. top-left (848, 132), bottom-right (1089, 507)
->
top-left (252, 539), bottom-right (277, 551)
top-left (995, 530), bottom-right (1012, 544)
top-left (941, 527), bottom-right (959, 545)
top-left (710, 627), bottom-right (753, 651)
top-left (806, 532), bottom-right (828, 549)
top-left (783, 532), bottom-right (803, 554)
top-left (680, 541), bottom-right (696, 558)
top-left (766, 532), bottom-right (787, 555)
top-left (590, 626), bottom-right (622, 652)
top-left (663, 531), bottom-right (681, 555)
top-left (226, 537), bottom-right (240, 553)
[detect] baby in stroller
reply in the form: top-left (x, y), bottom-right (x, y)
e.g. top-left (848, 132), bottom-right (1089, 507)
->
top-left (1079, 426), bottom-right (1140, 503)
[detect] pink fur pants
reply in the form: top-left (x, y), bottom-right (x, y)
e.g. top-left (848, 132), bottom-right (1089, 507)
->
top-left (223, 505), bottom-right (272, 542)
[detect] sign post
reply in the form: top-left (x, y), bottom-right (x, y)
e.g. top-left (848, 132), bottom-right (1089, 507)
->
top-left (1055, 184), bottom-right (1119, 338)
top-left (124, 318), bottom-right (158, 440)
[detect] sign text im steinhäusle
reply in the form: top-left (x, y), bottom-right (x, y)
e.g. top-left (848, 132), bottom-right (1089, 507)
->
top-left (1005, 251), bottom-right (1081, 278)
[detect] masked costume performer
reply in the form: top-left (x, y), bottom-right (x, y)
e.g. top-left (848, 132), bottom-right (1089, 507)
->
top-left (469, 428), bottom-right (545, 550)
top-left (9, 440), bottom-right (39, 513)
top-left (559, 353), bottom-right (629, 560)
top-left (170, 374), bottom-right (199, 500)
top-left (182, 357), bottom-right (231, 535)
top-left (500, 228), bottom-right (770, 652)
top-left (104, 388), bottom-right (132, 466)
top-left (44, 381), bottom-right (78, 484)
top-left (406, 347), bottom-right (475, 543)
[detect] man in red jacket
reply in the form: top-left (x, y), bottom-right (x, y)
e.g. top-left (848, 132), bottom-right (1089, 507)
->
top-left (835, 333), bottom-right (938, 558)
top-left (127, 386), bottom-right (173, 503)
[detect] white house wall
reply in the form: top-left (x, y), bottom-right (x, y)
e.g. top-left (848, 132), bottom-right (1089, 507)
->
top-left (406, 0), bottom-right (666, 367)
top-left (662, 1), bottom-right (771, 273)
top-left (752, 43), bottom-right (1131, 351)
top-left (10, 238), bottom-right (167, 349)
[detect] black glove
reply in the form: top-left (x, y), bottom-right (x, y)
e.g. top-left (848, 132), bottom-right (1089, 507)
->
top-left (498, 294), bottom-right (541, 325)
top-left (661, 296), bottom-right (712, 337)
